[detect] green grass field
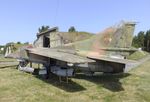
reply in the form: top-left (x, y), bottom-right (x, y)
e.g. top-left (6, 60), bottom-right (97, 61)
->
top-left (0, 57), bottom-right (150, 102)
top-left (127, 50), bottom-right (149, 60)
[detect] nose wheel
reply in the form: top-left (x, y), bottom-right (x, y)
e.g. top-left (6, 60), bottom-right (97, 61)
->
top-left (18, 60), bottom-right (28, 68)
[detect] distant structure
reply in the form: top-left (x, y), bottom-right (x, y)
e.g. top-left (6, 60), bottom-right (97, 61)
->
top-left (4, 43), bottom-right (16, 57)
top-left (34, 27), bottom-right (92, 48)
top-left (0, 48), bottom-right (4, 51)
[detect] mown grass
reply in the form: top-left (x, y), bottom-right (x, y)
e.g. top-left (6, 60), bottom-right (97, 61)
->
top-left (0, 57), bottom-right (16, 62)
top-left (0, 57), bottom-right (150, 102)
top-left (127, 50), bottom-right (149, 60)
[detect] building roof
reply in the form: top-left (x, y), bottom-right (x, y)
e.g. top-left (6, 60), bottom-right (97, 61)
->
top-left (37, 27), bottom-right (58, 37)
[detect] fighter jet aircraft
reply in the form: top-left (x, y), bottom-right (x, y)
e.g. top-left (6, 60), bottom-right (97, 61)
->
top-left (5, 21), bottom-right (137, 82)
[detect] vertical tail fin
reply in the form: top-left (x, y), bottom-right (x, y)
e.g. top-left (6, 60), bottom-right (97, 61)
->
top-left (113, 22), bottom-right (136, 48)
top-left (71, 21), bottom-right (136, 54)
top-left (124, 22), bottom-right (136, 47)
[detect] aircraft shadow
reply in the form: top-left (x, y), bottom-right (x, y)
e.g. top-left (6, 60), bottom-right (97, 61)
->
top-left (35, 74), bottom-right (86, 92)
top-left (74, 73), bottom-right (131, 92)
top-left (34, 72), bottom-right (130, 92)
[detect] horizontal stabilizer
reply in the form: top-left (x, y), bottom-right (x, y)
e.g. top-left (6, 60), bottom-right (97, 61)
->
top-left (88, 56), bottom-right (136, 64)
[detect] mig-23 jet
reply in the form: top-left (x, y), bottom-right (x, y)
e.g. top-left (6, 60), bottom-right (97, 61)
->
top-left (5, 21), bottom-right (137, 82)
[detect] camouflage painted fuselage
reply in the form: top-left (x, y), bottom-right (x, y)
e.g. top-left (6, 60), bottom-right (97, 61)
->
top-left (6, 21), bottom-right (137, 74)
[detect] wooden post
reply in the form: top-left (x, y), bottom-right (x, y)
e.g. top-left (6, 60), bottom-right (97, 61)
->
top-left (38, 64), bottom-right (40, 69)
top-left (147, 40), bottom-right (149, 51)
top-left (66, 77), bottom-right (68, 83)
top-left (30, 62), bottom-right (32, 67)
top-left (59, 76), bottom-right (62, 83)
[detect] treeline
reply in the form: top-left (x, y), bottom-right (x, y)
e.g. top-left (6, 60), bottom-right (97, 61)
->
top-left (132, 29), bottom-right (150, 51)
top-left (38, 25), bottom-right (77, 33)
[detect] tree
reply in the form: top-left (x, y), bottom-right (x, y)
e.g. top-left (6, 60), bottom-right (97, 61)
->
top-left (132, 31), bottom-right (145, 49)
top-left (144, 30), bottom-right (150, 51)
top-left (24, 42), bottom-right (29, 45)
top-left (38, 25), bottom-right (50, 33)
top-left (137, 31), bottom-right (145, 48)
top-left (132, 35), bottom-right (139, 48)
top-left (17, 41), bottom-right (21, 44)
top-left (132, 29), bottom-right (150, 52)
top-left (68, 26), bottom-right (76, 32)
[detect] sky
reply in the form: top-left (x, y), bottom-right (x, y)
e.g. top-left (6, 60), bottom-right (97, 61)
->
top-left (0, 0), bottom-right (149, 45)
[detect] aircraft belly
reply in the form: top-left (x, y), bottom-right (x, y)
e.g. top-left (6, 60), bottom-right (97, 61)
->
top-left (89, 62), bottom-right (113, 72)
top-left (76, 60), bottom-right (125, 73)
top-left (51, 66), bottom-right (74, 77)
top-left (76, 62), bottom-right (113, 73)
